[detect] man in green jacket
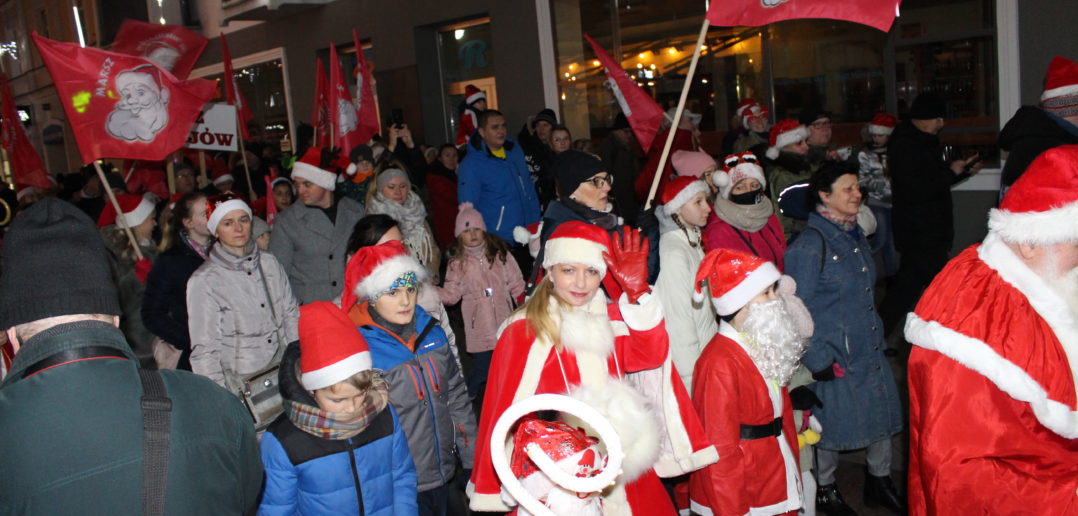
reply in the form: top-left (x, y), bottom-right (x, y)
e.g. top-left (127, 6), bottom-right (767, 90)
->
top-left (0, 198), bottom-right (263, 514)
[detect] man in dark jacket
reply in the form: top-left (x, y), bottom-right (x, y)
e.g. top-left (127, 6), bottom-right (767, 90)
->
top-left (0, 198), bottom-right (262, 514)
top-left (999, 55), bottom-right (1078, 197)
top-left (599, 113), bottom-right (642, 226)
top-left (878, 93), bottom-right (983, 339)
top-left (517, 108), bottom-right (558, 209)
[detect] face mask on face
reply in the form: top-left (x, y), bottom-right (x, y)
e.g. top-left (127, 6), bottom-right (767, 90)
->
top-left (729, 188), bottom-right (763, 206)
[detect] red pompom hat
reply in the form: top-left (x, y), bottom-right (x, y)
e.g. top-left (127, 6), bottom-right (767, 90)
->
top-left (97, 193), bottom-right (155, 229)
top-left (341, 240), bottom-right (429, 310)
top-left (661, 176), bottom-right (710, 216)
top-left (298, 301), bottom-right (372, 391)
top-left (766, 119), bottom-right (809, 160)
top-left (693, 248), bottom-right (781, 316)
top-left (867, 112), bottom-right (898, 136)
top-left (988, 143), bottom-right (1078, 245)
top-left (1040, 56), bottom-right (1078, 118)
top-left (291, 147), bottom-right (337, 192)
top-left (541, 220), bottom-right (612, 277)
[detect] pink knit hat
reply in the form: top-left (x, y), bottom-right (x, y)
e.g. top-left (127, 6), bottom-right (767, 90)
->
top-left (455, 202), bottom-right (486, 237)
top-left (671, 150), bottom-right (717, 178)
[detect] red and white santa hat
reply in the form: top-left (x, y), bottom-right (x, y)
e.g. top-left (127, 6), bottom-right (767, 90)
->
top-left (97, 193), bottom-right (156, 229)
top-left (1040, 56), bottom-right (1078, 118)
top-left (741, 103), bottom-right (769, 129)
top-left (205, 194), bottom-right (251, 235)
top-left (513, 221), bottom-right (544, 258)
top-left (291, 147), bottom-right (337, 192)
top-left (988, 144), bottom-right (1078, 245)
top-left (735, 98), bottom-right (759, 118)
top-left (298, 301), bottom-right (372, 391)
top-left (694, 248), bottom-right (781, 316)
top-left (766, 118), bottom-right (809, 160)
top-left (661, 176), bottom-right (710, 216)
top-left (465, 84), bottom-right (486, 106)
top-left (867, 112), bottom-right (898, 136)
top-left (542, 221), bottom-right (611, 277)
top-left (341, 240), bottom-right (429, 310)
top-left (713, 152), bottom-right (767, 200)
top-left (211, 160), bottom-right (234, 187)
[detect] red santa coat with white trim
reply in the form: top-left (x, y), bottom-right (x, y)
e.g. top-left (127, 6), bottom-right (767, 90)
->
top-left (690, 322), bottom-right (801, 516)
top-left (905, 233), bottom-right (1078, 515)
top-left (467, 292), bottom-right (717, 514)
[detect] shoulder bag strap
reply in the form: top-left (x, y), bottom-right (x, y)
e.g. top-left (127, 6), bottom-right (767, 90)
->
top-left (139, 368), bottom-right (172, 516)
top-left (256, 256), bottom-right (288, 361)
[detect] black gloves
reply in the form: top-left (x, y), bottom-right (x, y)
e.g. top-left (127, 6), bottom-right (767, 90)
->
top-left (789, 386), bottom-right (823, 411)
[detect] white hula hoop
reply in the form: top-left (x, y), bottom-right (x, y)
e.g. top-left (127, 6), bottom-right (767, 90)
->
top-left (489, 393), bottom-right (624, 516)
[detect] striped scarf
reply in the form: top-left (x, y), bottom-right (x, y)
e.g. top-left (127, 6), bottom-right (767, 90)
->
top-left (284, 376), bottom-right (391, 440)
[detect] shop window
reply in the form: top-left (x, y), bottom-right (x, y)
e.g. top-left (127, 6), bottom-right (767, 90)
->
top-left (437, 18), bottom-right (497, 138)
top-left (191, 49), bottom-right (295, 150)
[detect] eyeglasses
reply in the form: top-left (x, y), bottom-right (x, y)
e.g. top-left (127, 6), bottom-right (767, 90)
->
top-left (586, 174), bottom-right (613, 188)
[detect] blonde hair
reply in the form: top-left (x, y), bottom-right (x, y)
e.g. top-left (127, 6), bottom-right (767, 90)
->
top-left (520, 276), bottom-right (568, 347)
top-left (296, 363), bottom-right (376, 393)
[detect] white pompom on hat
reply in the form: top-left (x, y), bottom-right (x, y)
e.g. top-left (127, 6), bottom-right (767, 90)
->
top-left (693, 248), bottom-right (781, 316)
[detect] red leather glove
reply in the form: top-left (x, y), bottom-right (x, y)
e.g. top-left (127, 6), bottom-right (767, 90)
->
top-left (603, 226), bottom-right (650, 304)
top-left (135, 258), bottom-right (152, 284)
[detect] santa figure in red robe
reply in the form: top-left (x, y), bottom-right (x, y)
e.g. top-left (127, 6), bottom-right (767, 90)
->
top-left (689, 248), bottom-right (813, 516)
top-left (905, 144), bottom-right (1078, 514)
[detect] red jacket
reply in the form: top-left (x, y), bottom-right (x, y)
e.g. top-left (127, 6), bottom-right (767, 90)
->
top-left (425, 171), bottom-right (458, 249)
top-left (468, 293), bottom-right (717, 514)
top-left (702, 212), bottom-right (787, 272)
top-left (690, 323), bottom-right (801, 516)
top-left (905, 234), bottom-right (1078, 515)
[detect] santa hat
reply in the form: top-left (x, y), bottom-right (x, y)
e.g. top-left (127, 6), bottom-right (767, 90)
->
top-left (455, 202), bottom-right (486, 237)
top-left (205, 195), bottom-right (251, 235)
top-left (342, 240), bottom-right (430, 309)
top-left (465, 84), bottom-right (486, 106)
top-left (97, 193), bottom-right (156, 229)
top-left (671, 150), bottom-right (717, 178)
top-left (988, 144), bottom-right (1078, 245)
top-left (694, 248), bottom-right (781, 316)
top-left (661, 176), bottom-right (709, 217)
top-left (1040, 56), bottom-right (1078, 118)
top-left (713, 152), bottom-right (767, 200)
top-left (16, 186), bottom-right (41, 202)
top-left (666, 107), bottom-right (702, 129)
top-left (542, 221), bottom-right (611, 277)
top-left (211, 160), bottom-right (233, 187)
top-left (510, 418), bottom-right (602, 484)
top-left (513, 221), bottom-right (543, 258)
top-left (166, 192), bottom-right (185, 210)
top-left (291, 147), bottom-right (338, 191)
top-left (867, 112), bottom-right (897, 136)
top-left (735, 98), bottom-right (759, 118)
top-left (298, 301), bottom-right (372, 391)
top-left (766, 119), bottom-right (809, 160)
top-left (742, 103), bottom-right (769, 129)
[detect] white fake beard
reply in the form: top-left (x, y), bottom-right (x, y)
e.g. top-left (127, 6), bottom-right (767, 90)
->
top-left (1042, 250), bottom-right (1078, 318)
top-left (740, 299), bottom-right (806, 387)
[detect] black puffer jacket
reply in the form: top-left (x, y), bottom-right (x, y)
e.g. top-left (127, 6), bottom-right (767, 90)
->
top-left (888, 120), bottom-right (969, 252)
top-left (142, 238), bottom-right (205, 370)
top-left (999, 106), bottom-right (1078, 188)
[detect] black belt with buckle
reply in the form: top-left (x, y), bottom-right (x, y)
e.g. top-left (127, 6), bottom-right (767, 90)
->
top-left (740, 417), bottom-right (783, 440)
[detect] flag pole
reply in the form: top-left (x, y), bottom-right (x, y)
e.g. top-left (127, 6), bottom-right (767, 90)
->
top-left (235, 112), bottom-right (257, 200)
top-left (93, 161), bottom-right (144, 260)
top-left (198, 150), bottom-right (207, 184)
top-left (166, 157), bottom-right (176, 195)
top-left (644, 18), bottom-right (710, 210)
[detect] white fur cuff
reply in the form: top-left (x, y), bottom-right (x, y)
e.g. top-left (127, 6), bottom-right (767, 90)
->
top-left (619, 292), bottom-right (663, 331)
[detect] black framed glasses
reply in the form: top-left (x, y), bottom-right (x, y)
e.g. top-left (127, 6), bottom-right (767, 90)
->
top-left (586, 174), bottom-right (613, 188)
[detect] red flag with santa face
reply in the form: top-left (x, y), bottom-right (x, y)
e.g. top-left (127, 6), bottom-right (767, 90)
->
top-left (706, 0), bottom-right (901, 32)
top-left (220, 32), bottom-right (253, 141)
top-left (584, 33), bottom-right (665, 153)
top-left (110, 19), bottom-right (208, 79)
top-left (1, 74), bottom-right (51, 190)
top-left (264, 167), bottom-right (278, 225)
top-left (352, 29), bottom-right (379, 146)
top-left (311, 57), bottom-right (331, 147)
top-left (328, 42), bottom-right (363, 153)
top-left (31, 32), bottom-right (215, 164)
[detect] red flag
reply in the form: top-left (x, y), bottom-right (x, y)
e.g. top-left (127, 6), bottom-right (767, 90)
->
top-left (328, 42), bottom-right (363, 152)
top-left (584, 34), bottom-right (665, 153)
top-left (110, 19), bottom-right (208, 79)
top-left (706, 0), bottom-right (901, 32)
top-left (264, 168), bottom-right (278, 225)
top-left (1, 74), bottom-right (51, 190)
top-left (311, 58), bottom-right (331, 147)
top-left (31, 32), bottom-right (215, 164)
top-left (352, 29), bottom-right (379, 145)
top-left (220, 32), bottom-right (253, 140)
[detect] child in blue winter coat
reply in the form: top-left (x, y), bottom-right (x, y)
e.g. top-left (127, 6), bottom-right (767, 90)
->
top-left (258, 301), bottom-right (418, 516)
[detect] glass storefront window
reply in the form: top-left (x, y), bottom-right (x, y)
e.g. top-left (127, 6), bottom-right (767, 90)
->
top-left (203, 58), bottom-right (291, 144)
top-left (437, 19), bottom-right (496, 138)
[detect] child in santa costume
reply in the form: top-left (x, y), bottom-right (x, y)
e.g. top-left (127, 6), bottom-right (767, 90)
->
top-left (340, 241), bottom-right (477, 515)
top-left (904, 144), bottom-right (1078, 514)
top-left (467, 221), bottom-right (718, 514)
top-left (259, 301), bottom-right (418, 515)
top-left (689, 249), bottom-right (811, 516)
top-left (455, 85), bottom-right (487, 147)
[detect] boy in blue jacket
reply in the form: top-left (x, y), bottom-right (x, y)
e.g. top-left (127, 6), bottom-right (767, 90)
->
top-left (259, 301), bottom-right (418, 516)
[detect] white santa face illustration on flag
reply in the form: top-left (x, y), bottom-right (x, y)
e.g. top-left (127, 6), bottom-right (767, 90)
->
top-left (761, 0), bottom-right (791, 6)
top-left (142, 44), bottom-right (182, 72)
top-left (106, 67), bottom-right (171, 143)
top-left (337, 98), bottom-right (358, 135)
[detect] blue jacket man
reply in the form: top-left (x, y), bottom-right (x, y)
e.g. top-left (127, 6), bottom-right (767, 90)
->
top-left (458, 109), bottom-right (541, 244)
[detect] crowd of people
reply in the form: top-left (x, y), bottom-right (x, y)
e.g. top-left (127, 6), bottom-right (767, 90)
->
top-left (1, 55), bottom-right (1077, 516)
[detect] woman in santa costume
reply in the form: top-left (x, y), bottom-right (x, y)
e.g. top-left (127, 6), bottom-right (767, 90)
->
top-left (467, 221), bottom-right (717, 514)
top-left (689, 249), bottom-right (812, 516)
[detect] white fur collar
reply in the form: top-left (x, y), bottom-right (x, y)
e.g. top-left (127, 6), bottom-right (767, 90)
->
top-left (554, 294), bottom-right (615, 358)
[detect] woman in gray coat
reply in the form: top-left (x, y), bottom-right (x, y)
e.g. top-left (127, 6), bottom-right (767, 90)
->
top-left (784, 164), bottom-right (903, 515)
top-left (187, 196), bottom-right (300, 389)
